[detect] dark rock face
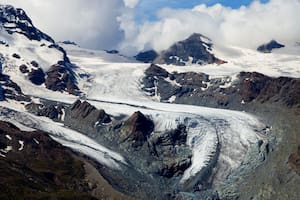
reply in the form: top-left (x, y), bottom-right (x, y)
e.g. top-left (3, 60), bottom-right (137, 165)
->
top-left (120, 111), bottom-right (154, 147)
top-left (257, 40), bottom-right (285, 53)
top-left (106, 50), bottom-right (119, 54)
top-left (12, 53), bottom-right (20, 59)
top-left (153, 33), bottom-right (226, 66)
top-left (25, 102), bottom-right (64, 120)
top-left (62, 40), bottom-right (78, 46)
top-left (19, 64), bottom-right (29, 73)
top-left (45, 63), bottom-right (79, 95)
top-left (238, 72), bottom-right (300, 107)
top-left (30, 60), bottom-right (39, 68)
top-left (0, 73), bottom-right (30, 102)
top-left (135, 50), bottom-right (158, 63)
top-left (28, 68), bottom-right (45, 85)
top-left (148, 124), bottom-right (192, 178)
top-left (145, 64), bottom-right (169, 78)
top-left (0, 5), bottom-right (54, 42)
top-left (0, 120), bottom-right (96, 199)
top-left (143, 65), bottom-right (300, 108)
top-left (64, 100), bottom-right (111, 134)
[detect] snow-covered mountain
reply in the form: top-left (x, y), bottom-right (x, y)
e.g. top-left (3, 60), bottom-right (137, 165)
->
top-left (136, 33), bottom-right (226, 66)
top-left (0, 4), bottom-right (299, 200)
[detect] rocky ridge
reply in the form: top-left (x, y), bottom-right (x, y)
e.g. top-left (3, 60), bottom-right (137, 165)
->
top-left (143, 64), bottom-right (300, 109)
top-left (257, 40), bottom-right (285, 53)
top-left (135, 33), bottom-right (226, 66)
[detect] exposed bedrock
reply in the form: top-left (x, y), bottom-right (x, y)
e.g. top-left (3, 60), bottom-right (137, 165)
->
top-left (143, 64), bottom-right (300, 109)
top-left (257, 40), bottom-right (285, 53)
top-left (45, 62), bottom-right (80, 95)
top-left (119, 111), bottom-right (154, 148)
top-left (25, 102), bottom-right (64, 121)
top-left (0, 73), bottom-right (30, 102)
top-left (0, 120), bottom-right (97, 199)
top-left (64, 100), bottom-right (111, 134)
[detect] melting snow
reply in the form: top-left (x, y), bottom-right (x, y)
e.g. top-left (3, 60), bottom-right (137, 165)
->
top-left (1, 145), bottom-right (13, 153)
top-left (33, 138), bottom-right (39, 144)
top-left (18, 140), bottom-right (24, 151)
top-left (5, 135), bottom-right (12, 140)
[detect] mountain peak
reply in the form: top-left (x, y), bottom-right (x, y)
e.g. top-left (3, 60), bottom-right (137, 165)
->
top-left (257, 40), bottom-right (285, 53)
top-left (0, 4), bottom-right (54, 42)
top-left (152, 33), bottom-right (225, 66)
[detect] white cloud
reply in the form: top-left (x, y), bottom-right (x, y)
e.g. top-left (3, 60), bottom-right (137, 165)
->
top-left (119, 0), bottom-right (300, 55)
top-left (1, 0), bottom-right (127, 50)
top-left (123, 0), bottom-right (140, 8)
top-left (1, 0), bottom-right (300, 55)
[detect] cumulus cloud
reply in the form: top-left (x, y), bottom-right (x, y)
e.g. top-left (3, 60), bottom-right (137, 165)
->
top-left (123, 0), bottom-right (140, 8)
top-left (1, 0), bottom-right (300, 55)
top-left (119, 0), bottom-right (300, 54)
top-left (1, 0), bottom-right (127, 50)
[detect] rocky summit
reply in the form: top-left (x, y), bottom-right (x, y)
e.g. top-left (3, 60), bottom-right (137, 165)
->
top-left (152, 33), bottom-right (226, 66)
top-left (257, 40), bottom-right (285, 53)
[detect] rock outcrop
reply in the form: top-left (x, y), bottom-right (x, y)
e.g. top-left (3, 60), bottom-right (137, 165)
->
top-left (135, 50), bottom-right (158, 63)
top-left (143, 64), bottom-right (300, 108)
top-left (25, 102), bottom-right (64, 121)
top-left (28, 68), bottom-right (45, 85)
top-left (153, 33), bottom-right (226, 66)
top-left (0, 73), bottom-right (30, 102)
top-left (257, 40), bottom-right (285, 53)
top-left (64, 100), bottom-right (111, 134)
top-left (45, 63), bottom-right (79, 95)
top-left (120, 111), bottom-right (154, 148)
top-left (149, 124), bottom-right (192, 178)
top-left (0, 120), bottom-right (96, 199)
top-left (238, 72), bottom-right (300, 107)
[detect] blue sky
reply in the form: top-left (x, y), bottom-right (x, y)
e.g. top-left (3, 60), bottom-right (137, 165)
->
top-left (134, 0), bottom-right (270, 21)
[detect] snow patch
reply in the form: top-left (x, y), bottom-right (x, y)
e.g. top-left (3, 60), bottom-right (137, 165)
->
top-left (18, 140), bottom-right (24, 151)
top-left (33, 138), bottom-right (39, 144)
top-left (1, 145), bottom-right (13, 154)
top-left (5, 135), bottom-right (12, 140)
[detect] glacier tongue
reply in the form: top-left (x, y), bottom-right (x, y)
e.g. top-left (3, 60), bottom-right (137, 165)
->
top-left (58, 44), bottom-right (264, 185)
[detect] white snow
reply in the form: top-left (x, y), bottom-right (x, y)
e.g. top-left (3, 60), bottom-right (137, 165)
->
top-left (1, 145), bottom-right (12, 154)
top-left (156, 45), bottom-right (300, 79)
top-left (0, 106), bottom-right (127, 170)
top-left (60, 108), bottom-right (65, 121)
top-left (167, 95), bottom-right (176, 103)
top-left (18, 140), bottom-right (24, 151)
top-left (33, 138), bottom-right (39, 144)
top-left (5, 135), bottom-right (12, 140)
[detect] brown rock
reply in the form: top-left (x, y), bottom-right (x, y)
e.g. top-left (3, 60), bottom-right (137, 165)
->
top-left (121, 111), bottom-right (154, 147)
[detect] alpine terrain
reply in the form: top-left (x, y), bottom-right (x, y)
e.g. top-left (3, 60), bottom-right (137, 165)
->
top-left (0, 4), bottom-right (299, 200)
